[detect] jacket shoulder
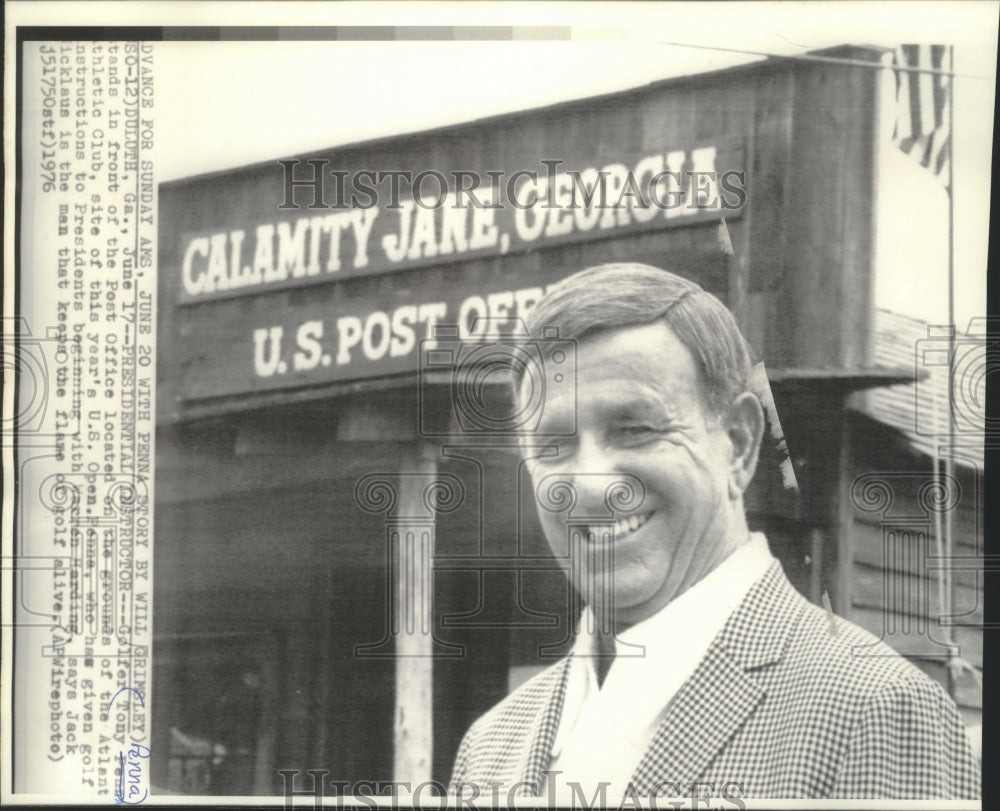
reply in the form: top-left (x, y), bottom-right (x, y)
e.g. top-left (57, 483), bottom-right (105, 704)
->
top-left (724, 566), bottom-right (979, 797)
top-left (732, 561), bottom-right (948, 694)
top-left (450, 658), bottom-right (567, 786)
top-left (788, 594), bottom-right (950, 693)
top-left (462, 658), bottom-right (567, 743)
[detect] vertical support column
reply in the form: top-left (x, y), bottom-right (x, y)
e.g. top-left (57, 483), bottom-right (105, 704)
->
top-left (393, 447), bottom-right (435, 785)
top-left (834, 409), bottom-right (856, 616)
top-left (355, 443), bottom-right (465, 782)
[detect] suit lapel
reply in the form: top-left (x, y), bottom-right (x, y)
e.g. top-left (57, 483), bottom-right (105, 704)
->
top-left (513, 657), bottom-right (572, 796)
top-left (629, 561), bottom-right (803, 794)
top-left (629, 641), bottom-right (764, 794)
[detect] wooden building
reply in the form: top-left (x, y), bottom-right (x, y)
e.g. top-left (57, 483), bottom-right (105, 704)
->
top-left (849, 308), bottom-right (985, 741)
top-left (151, 46), bottom-right (982, 794)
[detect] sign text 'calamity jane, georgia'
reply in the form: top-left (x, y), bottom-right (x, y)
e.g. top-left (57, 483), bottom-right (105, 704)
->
top-left (177, 142), bottom-right (746, 304)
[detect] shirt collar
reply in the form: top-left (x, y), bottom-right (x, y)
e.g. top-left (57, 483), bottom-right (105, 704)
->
top-left (552, 532), bottom-right (775, 760)
top-left (572, 531), bottom-right (775, 671)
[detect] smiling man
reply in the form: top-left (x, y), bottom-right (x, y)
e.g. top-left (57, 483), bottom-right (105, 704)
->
top-left (449, 263), bottom-right (980, 802)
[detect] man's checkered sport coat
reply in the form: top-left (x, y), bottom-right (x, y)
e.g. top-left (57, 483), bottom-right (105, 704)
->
top-left (450, 560), bottom-right (980, 799)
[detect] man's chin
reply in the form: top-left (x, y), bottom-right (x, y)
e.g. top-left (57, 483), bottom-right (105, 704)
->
top-left (576, 577), bottom-right (667, 625)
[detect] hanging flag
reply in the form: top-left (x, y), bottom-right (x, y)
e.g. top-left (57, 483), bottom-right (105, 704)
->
top-left (892, 44), bottom-right (952, 187)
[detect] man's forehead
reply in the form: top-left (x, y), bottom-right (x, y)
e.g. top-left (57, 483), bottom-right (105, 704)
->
top-left (527, 379), bottom-right (683, 435)
top-left (520, 333), bottom-right (712, 436)
top-left (542, 324), bottom-right (699, 384)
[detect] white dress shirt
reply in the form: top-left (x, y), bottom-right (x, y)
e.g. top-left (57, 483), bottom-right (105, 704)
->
top-left (543, 532), bottom-right (775, 803)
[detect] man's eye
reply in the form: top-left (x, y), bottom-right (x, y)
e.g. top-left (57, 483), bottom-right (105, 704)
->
top-left (531, 441), bottom-right (569, 463)
top-left (617, 425), bottom-right (657, 440)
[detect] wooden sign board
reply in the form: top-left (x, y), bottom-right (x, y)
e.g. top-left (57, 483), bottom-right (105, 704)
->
top-left (176, 247), bottom-right (729, 401)
top-left (172, 138), bottom-right (746, 304)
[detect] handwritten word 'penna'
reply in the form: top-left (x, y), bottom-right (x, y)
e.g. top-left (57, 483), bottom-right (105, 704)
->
top-left (115, 742), bottom-right (150, 805)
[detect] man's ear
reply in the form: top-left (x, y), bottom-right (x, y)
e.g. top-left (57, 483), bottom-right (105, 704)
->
top-left (723, 391), bottom-right (765, 499)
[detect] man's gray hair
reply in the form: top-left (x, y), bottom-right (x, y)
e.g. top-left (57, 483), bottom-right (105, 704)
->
top-left (519, 262), bottom-right (755, 414)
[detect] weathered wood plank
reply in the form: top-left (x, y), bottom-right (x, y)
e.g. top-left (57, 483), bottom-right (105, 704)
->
top-left (393, 447), bottom-right (437, 784)
top-left (849, 605), bottom-right (982, 667)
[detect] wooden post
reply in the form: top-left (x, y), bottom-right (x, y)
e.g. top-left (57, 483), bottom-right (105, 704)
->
top-left (834, 408), bottom-right (855, 616)
top-left (392, 446), bottom-right (436, 785)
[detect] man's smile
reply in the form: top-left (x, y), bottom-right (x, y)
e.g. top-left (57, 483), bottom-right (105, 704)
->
top-left (581, 511), bottom-right (655, 543)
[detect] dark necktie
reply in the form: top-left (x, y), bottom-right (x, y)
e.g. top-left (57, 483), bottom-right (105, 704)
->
top-left (595, 632), bottom-right (616, 688)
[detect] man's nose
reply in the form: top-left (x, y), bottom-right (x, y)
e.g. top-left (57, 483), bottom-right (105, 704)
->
top-left (535, 471), bottom-right (646, 522)
top-left (535, 440), bottom-right (645, 521)
top-left (564, 433), bottom-right (614, 476)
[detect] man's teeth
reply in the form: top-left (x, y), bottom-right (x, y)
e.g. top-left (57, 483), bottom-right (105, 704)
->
top-left (584, 512), bottom-right (653, 540)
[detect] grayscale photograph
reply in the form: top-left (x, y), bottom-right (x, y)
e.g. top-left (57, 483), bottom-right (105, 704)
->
top-left (3, 2), bottom-right (994, 807)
